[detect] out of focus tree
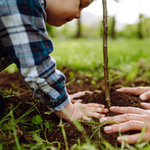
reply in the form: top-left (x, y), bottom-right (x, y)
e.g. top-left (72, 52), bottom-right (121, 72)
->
top-left (75, 18), bottom-right (82, 38)
top-left (110, 16), bottom-right (116, 39)
top-left (116, 16), bottom-right (150, 38)
top-left (109, 0), bottom-right (120, 39)
top-left (137, 14), bottom-right (144, 39)
top-left (99, 0), bottom-right (120, 39)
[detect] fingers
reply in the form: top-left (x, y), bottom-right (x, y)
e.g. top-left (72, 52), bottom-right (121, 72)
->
top-left (100, 114), bottom-right (150, 123)
top-left (91, 107), bottom-right (109, 113)
top-left (81, 115), bottom-right (91, 121)
top-left (86, 103), bottom-right (108, 113)
top-left (110, 106), bottom-right (149, 115)
top-left (87, 111), bottom-right (106, 118)
top-left (104, 120), bottom-right (145, 134)
top-left (79, 105), bottom-right (107, 118)
top-left (85, 104), bottom-right (108, 113)
top-left (117, 87), bottom-right (142, 95)
top-left (139, 91), bottom-right (150, 101)
top-left (117, 133), bottom-right (150, 144)
top-left (86, 103), bottom-right (105, 108)
top-left (141, 102), bottom-right (150, 110)
top-left (70, 91), bottom-right (93, 100)
top-left (76, 103), bottom-right (108, 119)
top-left (117, 87), bottom-right (150, 97)
top-left (71, 100), bottom-right (82, 104)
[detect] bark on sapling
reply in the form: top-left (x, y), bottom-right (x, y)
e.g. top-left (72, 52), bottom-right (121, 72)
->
top-left (102, 0), bottom-right (111, 107)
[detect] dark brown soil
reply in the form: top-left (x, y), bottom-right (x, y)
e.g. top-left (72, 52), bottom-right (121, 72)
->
top-left (0, 67), bottom-right (150, 149)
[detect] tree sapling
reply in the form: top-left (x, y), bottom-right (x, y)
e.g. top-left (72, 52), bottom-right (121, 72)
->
top-left (102, 0), bottom-right (111, 107)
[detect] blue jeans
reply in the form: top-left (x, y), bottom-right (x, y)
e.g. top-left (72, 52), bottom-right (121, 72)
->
top-left (0, 91), bottom-right (5, 118)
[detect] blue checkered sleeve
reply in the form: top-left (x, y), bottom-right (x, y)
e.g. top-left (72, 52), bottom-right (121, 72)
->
top-left (0, 0), bottom-right (70, 111)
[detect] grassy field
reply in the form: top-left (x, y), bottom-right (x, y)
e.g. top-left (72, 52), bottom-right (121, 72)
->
top-left (51, 38), bottom-right (150, 70)
top-left (2, 38), bottom-right (150, 150)
top-left (6, 37), bottom-right (150, 75)
top-left (6, 37), bottom-right (150, 80)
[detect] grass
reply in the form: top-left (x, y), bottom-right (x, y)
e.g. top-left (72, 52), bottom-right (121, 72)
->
top-left (2, 37), bottom-right (150, 149)
top-left (51, 38), bottom-right (150, 77)
top-left (5, 38), bottom-right (150, 80)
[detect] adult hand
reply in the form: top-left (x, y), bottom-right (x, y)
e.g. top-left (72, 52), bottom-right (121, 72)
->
top-left (100, 104), bottom-right (150, 144)
top-left (55, 91), bottom-right (108, 121)
top-left (117, 87), bottom-right (150, 101)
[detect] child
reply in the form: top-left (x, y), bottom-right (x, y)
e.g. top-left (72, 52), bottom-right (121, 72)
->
top-left (0, 0), bottom-right (108, 121)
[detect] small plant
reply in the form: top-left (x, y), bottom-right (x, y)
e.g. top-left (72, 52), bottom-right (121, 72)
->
top-left (31, 115), bottom-right (49, 141)
top-left (44, 120), bottom-right (54, 132)
top-left (1, 89), bottom-right (19, 98)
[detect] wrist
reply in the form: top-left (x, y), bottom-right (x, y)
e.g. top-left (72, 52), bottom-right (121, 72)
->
top-left (54, 101), bottom-right (74, 121)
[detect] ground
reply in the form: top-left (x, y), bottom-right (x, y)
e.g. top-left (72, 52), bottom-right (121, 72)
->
top-left (0, 66), bottom-right (150, 149)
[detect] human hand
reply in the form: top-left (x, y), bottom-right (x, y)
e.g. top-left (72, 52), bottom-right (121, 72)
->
top-left (70, 91), bottom-right (108, 121)
top-left (100, 104), bottom-right (150, 144)
top-left (117, 87), bottom-right (150, 101)
top-left (70, 99), bottom-right (108, 121)
top-left (69, 91), bottom-right (93, 104)
top-left (55, 91), bottom-right (108, 121)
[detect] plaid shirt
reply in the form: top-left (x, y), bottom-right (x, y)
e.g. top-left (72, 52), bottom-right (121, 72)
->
top-left (0, 0), bottom-right (70, 111)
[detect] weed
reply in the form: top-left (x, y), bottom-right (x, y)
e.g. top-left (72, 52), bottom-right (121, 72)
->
top-left (1, 89), bottom-right (19, 98)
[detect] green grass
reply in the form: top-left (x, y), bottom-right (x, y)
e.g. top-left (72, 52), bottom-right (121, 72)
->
top-left (2, 37), bottom-right (150, 149)
top-left (51, 38), bottom-right (150, 68)
top-left (5, 38), bottom-right (150, 80)
top-left (50, 37), bottom-right (150, 80)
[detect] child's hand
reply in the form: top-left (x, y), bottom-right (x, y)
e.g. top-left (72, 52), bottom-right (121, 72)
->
top-left (55, 91), bottom-right (108, 121)
top-left (70, 91), bottom-right (108, 121)
top-left (69, 91), bottom-right (93, 104)
top-left (70, 99), bottom-right (108, 121)
top-left (117, 87), bottom-right (150, 101)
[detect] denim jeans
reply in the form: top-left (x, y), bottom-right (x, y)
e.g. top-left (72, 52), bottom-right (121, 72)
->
top-left (0, 90), bottom-right (5, 118)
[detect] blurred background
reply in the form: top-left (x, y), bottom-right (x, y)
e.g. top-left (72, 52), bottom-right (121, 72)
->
top-left (5, 0), bottom-right (150, 82)
top-left (46, 0), bottom-right (150, 39)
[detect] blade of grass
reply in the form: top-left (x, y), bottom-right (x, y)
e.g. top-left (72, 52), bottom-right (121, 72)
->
top-left (0, 102), bottom-right (21, 125)
top-left (10, 110), bottom-right (21, 150)
top-left (33, 104), bottom-right (49, 141)
top-left (17, 101), bottom-right (40, 121)
top-left (102, 139), bottom-right (116, 150)
top-left (1, 89), bottom-right (19, 98)
top-left (60, 119), bottom-right (69, 150)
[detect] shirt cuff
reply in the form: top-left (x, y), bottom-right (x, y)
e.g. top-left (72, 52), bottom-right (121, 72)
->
top-left (33, 89), bottom-right (70, 111)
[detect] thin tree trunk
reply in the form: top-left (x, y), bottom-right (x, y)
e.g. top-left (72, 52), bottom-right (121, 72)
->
top-left (137, 14), bottom-right (143, 39)
top-left (111, 16), bottom-right (116, 39)
top-left (75, 19), bottom-right (81, 38)
top-left (102, 0), bottom-right (111, 107)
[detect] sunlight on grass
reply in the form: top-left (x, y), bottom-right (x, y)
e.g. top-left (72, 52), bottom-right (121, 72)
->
top-left (4, 38), bottom-right (150, 80)
top-left (51, 38), bottom-right (150, 79)
top-left (51, 38), bottom-right (150, 68)
top-left (1, 38), bottom-right (150, 149)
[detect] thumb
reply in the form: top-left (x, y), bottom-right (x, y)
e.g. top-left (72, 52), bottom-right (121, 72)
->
top-left (82, 115), bottom-right (91, 121)
top-left (139, 91), bottom-right (150, 101)
top-left (140, 102), bottom-right (150, 110)
top-left (75, 100), bottom-right (83, 104)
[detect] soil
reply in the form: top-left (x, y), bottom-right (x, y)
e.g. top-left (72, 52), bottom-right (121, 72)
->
top-left (0, 66), bottom-right (150, 149)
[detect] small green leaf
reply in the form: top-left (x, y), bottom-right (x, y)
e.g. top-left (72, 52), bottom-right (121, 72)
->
top-left (32, 115), bottom-right (43, 124)
top-left (44, 120), bottom-right (54, 132)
